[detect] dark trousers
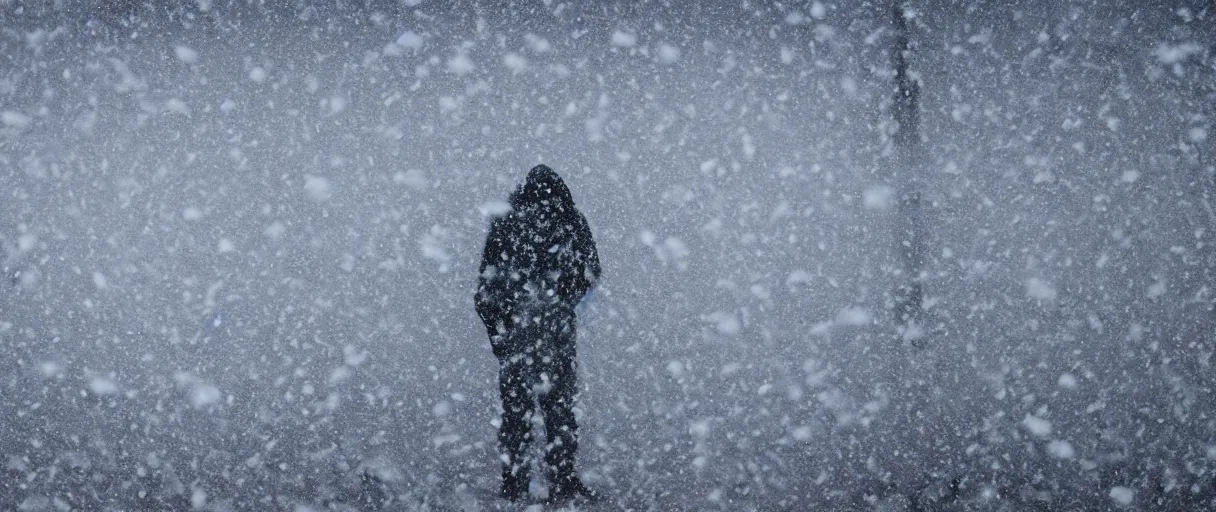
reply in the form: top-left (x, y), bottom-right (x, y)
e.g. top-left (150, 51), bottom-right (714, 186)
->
top-left (496, 306), bottom-right (580, 493)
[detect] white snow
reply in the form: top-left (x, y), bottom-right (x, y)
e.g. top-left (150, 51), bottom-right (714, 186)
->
top-left (703, 311), bottom-right (741, 335)
top-left (92, 272), bottom-right (108, 290)
top-left (1047, 440), bottom-right (1075, 458)
top-left (1108, 486), bottom-right (1134, 506)
top-left (639, 230), bottom-right (690, 268)
top-left (477, 200), bottom-right (512, 217)
top-left (303, 175), bottom-right (332, 201)
top-left (174, 45), bottom-right (199, 63)
top-left (343, 346), bottom-right (368, 367)
top-left (1146, 279), bottom-right (1167, 298)
top-left (610, 30), bottom-right (637, 47)
top-left (432, 400), bottom-right (452, 417)
top-left (663, 237), bottom-right (689, 263)
top-left (835, 307), bottom-right (871, 326)
top-left (524, 33), bottom-right (551, 53)
top-left (191, 384), bottom-right (222, 407)
top-left (786, 270), bottom-right (814, 286)
top-left (38, 361), bottom-right (63, 378)
top-left (1022, 415), bottom-right (1053, 437)
top-left (503, 52), bottom-right (528, 73)
top-left (1154, 42), bottom-right (1202, 64)
top-left (393, 169), bottom-right (429, 190)
top-left (1, 110), bottom-right (32, 129)
top-left (1026, 278), bottom-right (1057, 301)
top-left (447, 53), bottom-right (475, 75)
top-left (264, 221), bottom-right (286, 240)
top-left (656, 43), bottom-right (681, 63)
top-left (809, 321), bottom-right (833, 336)
top-left (395, 30), bottom-right (425, 49)
top-left (0, 4), bottom-right (1211, 509)
top-left (688, 419), bottom-right (710, 437)
top-left (164, 98), bottom-right (189, 114)
top-left (419, 225), bottom-right (453, 272)
top-left (810, 1), bottom-right (827, 19)
top-left (329, 366), bottom-right (351, 384)
top-left (190, 488), bottom-right (207, 508)
top-left (17, 233), bottom-right (37, 252)
top-left (1190, 127), bottom-right (1208, 143)
top-left (326, 95), bottom-right (347, 115)
top-left (863, 185), bottom-right (894, 210)
top-left (88, 376), bottom-right (119, 395)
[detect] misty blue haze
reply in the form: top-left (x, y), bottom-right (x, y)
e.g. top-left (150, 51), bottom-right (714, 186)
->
top-left (1, 1), bottom-right (1214, 510)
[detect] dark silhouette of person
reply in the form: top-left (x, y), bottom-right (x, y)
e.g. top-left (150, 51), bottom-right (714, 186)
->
top-left (475, 165), bottom-right (601, 502)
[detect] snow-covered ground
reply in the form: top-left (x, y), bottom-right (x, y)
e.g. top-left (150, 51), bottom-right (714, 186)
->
top-left (2, 1), bottom-right (1214, 510)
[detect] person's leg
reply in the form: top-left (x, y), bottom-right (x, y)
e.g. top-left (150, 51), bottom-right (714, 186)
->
top-left (537, 309), bottom-right (584, 496)
top-left (497, 356), bottom-right (535, 500)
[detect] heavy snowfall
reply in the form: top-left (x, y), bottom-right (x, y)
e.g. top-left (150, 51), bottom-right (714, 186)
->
top-left (1, 1), bottom-right (1214, 510)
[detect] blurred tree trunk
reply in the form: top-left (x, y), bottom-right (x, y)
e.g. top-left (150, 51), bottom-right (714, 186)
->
top-left (890, 2), bottom-right (926, 342)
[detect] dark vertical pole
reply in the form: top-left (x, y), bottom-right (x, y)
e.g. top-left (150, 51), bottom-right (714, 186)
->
top-left (891, 2), bottom-right (926, 341)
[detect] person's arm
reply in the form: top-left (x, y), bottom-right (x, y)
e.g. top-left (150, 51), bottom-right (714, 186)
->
top-left (475, 218), bottom-right (509, 334)
top-left (575, 212), bottom-right (601, 286)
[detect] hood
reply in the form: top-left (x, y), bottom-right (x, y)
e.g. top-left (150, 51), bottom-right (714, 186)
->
top-left (509, 164), bottom-right (576, 212)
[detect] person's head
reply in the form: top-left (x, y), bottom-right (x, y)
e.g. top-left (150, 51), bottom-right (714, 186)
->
top-left (511, 164), bottom-right (575, 211)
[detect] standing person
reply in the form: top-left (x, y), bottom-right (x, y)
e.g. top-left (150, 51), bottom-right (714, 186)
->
top-left (475, 165), bottom-right (601, 502)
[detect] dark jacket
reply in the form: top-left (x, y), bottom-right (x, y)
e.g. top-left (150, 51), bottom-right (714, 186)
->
top-left (475, 165), bottom-right (600, 350)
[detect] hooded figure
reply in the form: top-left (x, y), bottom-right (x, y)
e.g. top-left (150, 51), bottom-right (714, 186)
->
top-left (475, 165), bottom-right (601, 502)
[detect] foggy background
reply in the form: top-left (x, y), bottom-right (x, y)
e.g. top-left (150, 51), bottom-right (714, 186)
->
top-left (1, 0), bottom-right (1213, 510)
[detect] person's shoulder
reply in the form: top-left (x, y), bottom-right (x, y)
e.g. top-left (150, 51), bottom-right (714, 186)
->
top-left (486, 213), bottom-right (514, 239)
top-left (573, 208), bottom-right (592, 227)
top-left (490, 209), bottom-right (519, 224)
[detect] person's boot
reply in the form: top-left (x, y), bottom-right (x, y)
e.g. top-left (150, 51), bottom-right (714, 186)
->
top-left (547, 475), bottom-right (601, 503)
top-left (500, 466), bottom-right (530, 502)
